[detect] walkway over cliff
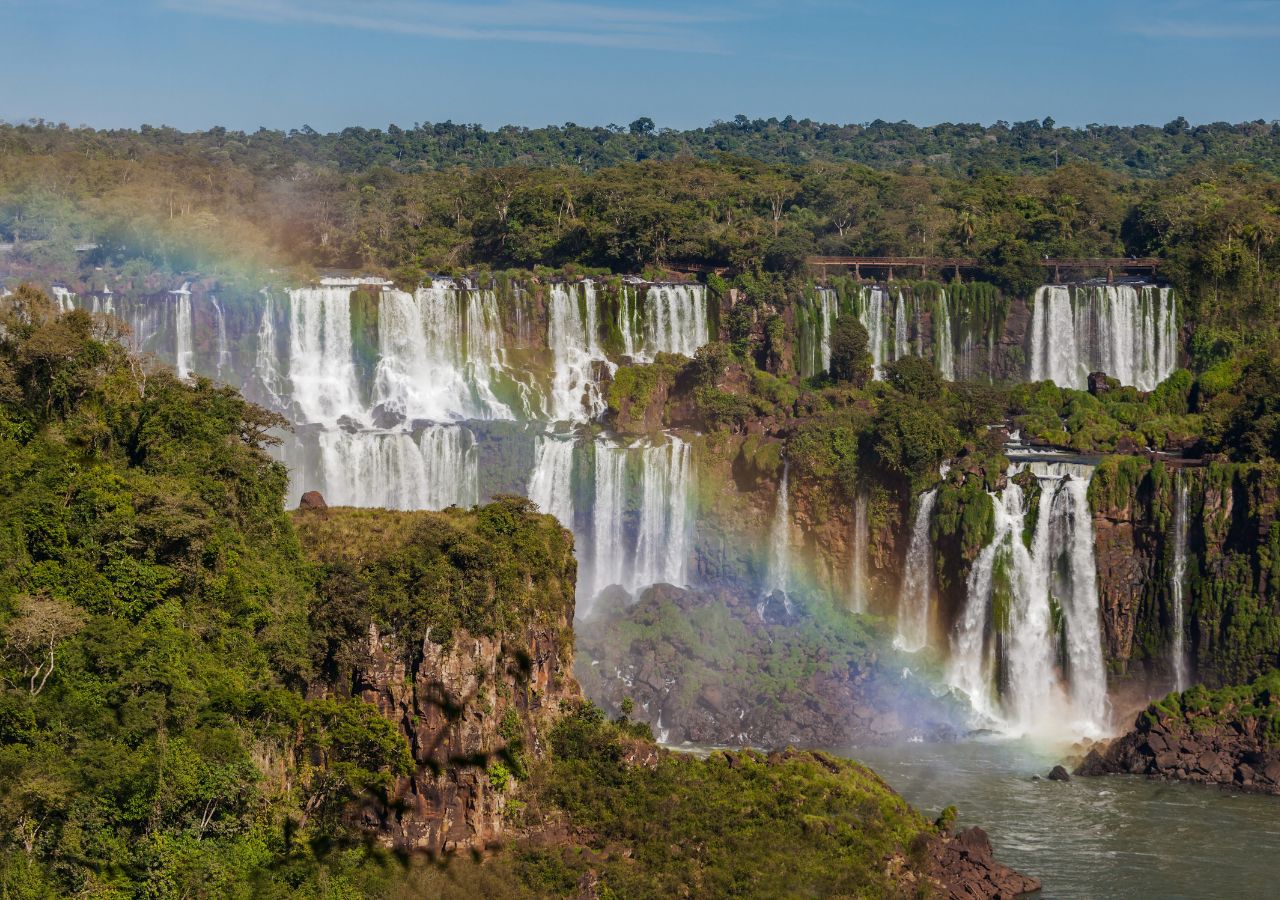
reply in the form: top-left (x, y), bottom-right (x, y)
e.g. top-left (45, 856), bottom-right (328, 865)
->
top-left (805, 256), bottom-right (1162, 282)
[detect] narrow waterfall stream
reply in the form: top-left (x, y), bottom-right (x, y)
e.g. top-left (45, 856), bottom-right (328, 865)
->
top-left (1170, 473), bottom-right (1191, 692)
top-left (896, 488), bottom-right (938, 651)
top-left (172, 283), bottom-right (193, 379)
top-left (849, 491), bottom-right (869, 614)
top-left (935, 290), bottom-right (955, 381)
top-left (765, 459), bottom-right (792, 608)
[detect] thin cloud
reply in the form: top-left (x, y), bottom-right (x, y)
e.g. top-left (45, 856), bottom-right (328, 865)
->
top-left (1123, 0), bottom-right (1280, 39)
top-left (160, 0), bottom-right (737, 50)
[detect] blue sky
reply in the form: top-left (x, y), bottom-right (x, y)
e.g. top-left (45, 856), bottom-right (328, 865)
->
top-left (4, 0), bottom-right (1279, 130)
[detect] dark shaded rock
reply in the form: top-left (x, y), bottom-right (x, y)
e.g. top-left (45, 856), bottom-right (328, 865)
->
top-left (1047, 765), bottom-right (1071, 782)
top-left (1077, 702), bottom-right (1280, 796)
top-left (1087, 371), bottom-right (1113, 396)
top-left (336, 414), bottom-right (365, 433)
top-left (368, 403), bottom-right (406, 430)
top-left (299, 491), bottom-right (328, 511)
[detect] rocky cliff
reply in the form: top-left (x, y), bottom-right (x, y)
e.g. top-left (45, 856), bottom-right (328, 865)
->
top-left (294, 500), bottom-right (580, 855)
top-left (1077, 671), bottom-right (1280, 794)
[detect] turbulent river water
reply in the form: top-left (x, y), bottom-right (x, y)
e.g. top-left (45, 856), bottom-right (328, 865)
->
top-left (850, 739), bottom-right (1280, 899)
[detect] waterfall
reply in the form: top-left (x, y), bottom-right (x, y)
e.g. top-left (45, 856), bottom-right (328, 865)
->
top-left (817, 287), bottom-right (838, 373)
top-left (255, 290), bottom-right (283, 407)
top-left (311, 425), bottom-right (478, 510)
top-left (618, 284), bottom-right (640, 359)
top-left (211, 295), bottom-right (231, 378)
top-left (52, 286), bottom-right (76, 313)
top-left (850, 491), bottom-right (869, 613)
top-left (858, 286), bottom-right (892, 379)
top-left (528, 434), bottom-right (575, 527)
top-left (1170, 474), bottom-right (1191, 692)
top-left (633, 436), bottom-right (692, 594)
top-left (936, 290), bottom-right (955, 381)
top-left (372, 281), bottom-right (511, 423)
top-left (287, 286), bottom-right (362, 425)
top-left (765, 460), bottom-right (792, 602)
top-left (172, 283), bottom-right (193, 380)
top-left (548, 282), bottom-right (610, 422)
top-left (948, 462), bottom-right (1109, 738)
top-left (640, 284), bottom-right (710, 359)
top-left (896, 489), bottom-right (938, 651)
top-left (893, 291), bottom-right (910, 361)
top-left (588, 435), bottom-right (692, 608)
top-left (1027, 285), bottom-right (1177, 390)
top-left (591, 440), bottom-right (629, 605)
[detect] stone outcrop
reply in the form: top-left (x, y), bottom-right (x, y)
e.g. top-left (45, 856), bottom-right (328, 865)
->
top-left (1076, 704), bottom-right (1280, 795)
top-left (929, 827), bottom-right (1043, 899)
top-left (346, 616), bottom-right (580, 853)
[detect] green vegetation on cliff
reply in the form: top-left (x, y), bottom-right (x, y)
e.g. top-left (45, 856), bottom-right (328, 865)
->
top-left (0, 287), bottom-right (967, 898)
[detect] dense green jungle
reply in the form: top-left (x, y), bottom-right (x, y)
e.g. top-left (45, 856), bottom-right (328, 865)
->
top-left (3, 116), bottom-right (1280, 898)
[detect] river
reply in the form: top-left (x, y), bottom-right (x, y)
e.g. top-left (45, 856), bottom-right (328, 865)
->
top-left (851, 738), bottom-right (1280, 899)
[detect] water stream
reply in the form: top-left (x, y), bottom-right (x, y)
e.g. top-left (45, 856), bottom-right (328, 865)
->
top-left (853, 739), bottom-right (1280, 900)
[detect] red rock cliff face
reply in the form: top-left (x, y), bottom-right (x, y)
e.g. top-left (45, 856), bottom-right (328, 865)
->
top-left (345, 614), bottom-right (579, 854)
top-left (1091, 487), bottom-right (1162, 686)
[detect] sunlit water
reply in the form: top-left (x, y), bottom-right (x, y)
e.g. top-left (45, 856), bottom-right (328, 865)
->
top-left (850, 739), bottom-right (1280, 899)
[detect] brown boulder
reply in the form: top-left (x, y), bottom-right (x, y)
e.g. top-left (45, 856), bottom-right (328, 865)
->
top-left (298, 490), bottom-right (328, 511)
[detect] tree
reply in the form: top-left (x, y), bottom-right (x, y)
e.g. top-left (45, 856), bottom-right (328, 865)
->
top-left (629, 117), bottom-right (655, 136)
top-left (885, 355), bottom-right (942, 402)
top-left (3, 595), bottom-right (86, 695)
top-left (829, 317), bottom-right (872, 387)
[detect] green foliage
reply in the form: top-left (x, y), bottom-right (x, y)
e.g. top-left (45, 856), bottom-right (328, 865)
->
top-left (1149, 669), bottom-right (1280, 745)
top-left (885, 355), bottom-right (943, 401)
top-left (513, 701), bottom-right (933, 897)
top-left (828, 316), bottom-right (872, 386)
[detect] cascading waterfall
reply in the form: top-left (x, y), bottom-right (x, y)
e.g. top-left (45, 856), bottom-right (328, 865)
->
top-left (948, 462), bottom-right (1109, 738)
top-left (372, 281), bottom-right (512, 422)
top-left (935, 291), bottom-right (955, 381)
top-left (850, 491), bottom-right (869, 613)
top-left (52, 286), bottom-right (76, 312)
top-left (211, 296), bottom-right (231, 377)
top-left (528, 434), bottom-right (575, 527)
top-left (1027, 284), bottom-right (1177, 390)
top-left (1170, 474), bottom-right (1191, 692)
top-left (765, 460), bottom-right (792, 602)
top-left (591, 441), bottom-right (629, 605)
top-left (817, 288), bottom-right (838, 373)
top-left (618, 284), bottom-right (640, 359)
top-left (548, 282), bottom-right (611, 422)
top-left (172, 283), bottom-right (193, 380)
top-left (896, 489), bottom-right (938, 651)
top-left (641, 284), bottom-right (710, 359)
top-left (858, 286), bottom-right (892, 379)
top-left (255, 290), bottom-right (283, 407)
top-left (311, 425), bottom-right (478, 510)
top-left (633, 436), bottom-right (692, 595)
top-left (893, 291), bottom-right (910, 361)
top-left (287, 285), bottom-right (362, 424)
top-left (589, 435), bottom-right (693, 607)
